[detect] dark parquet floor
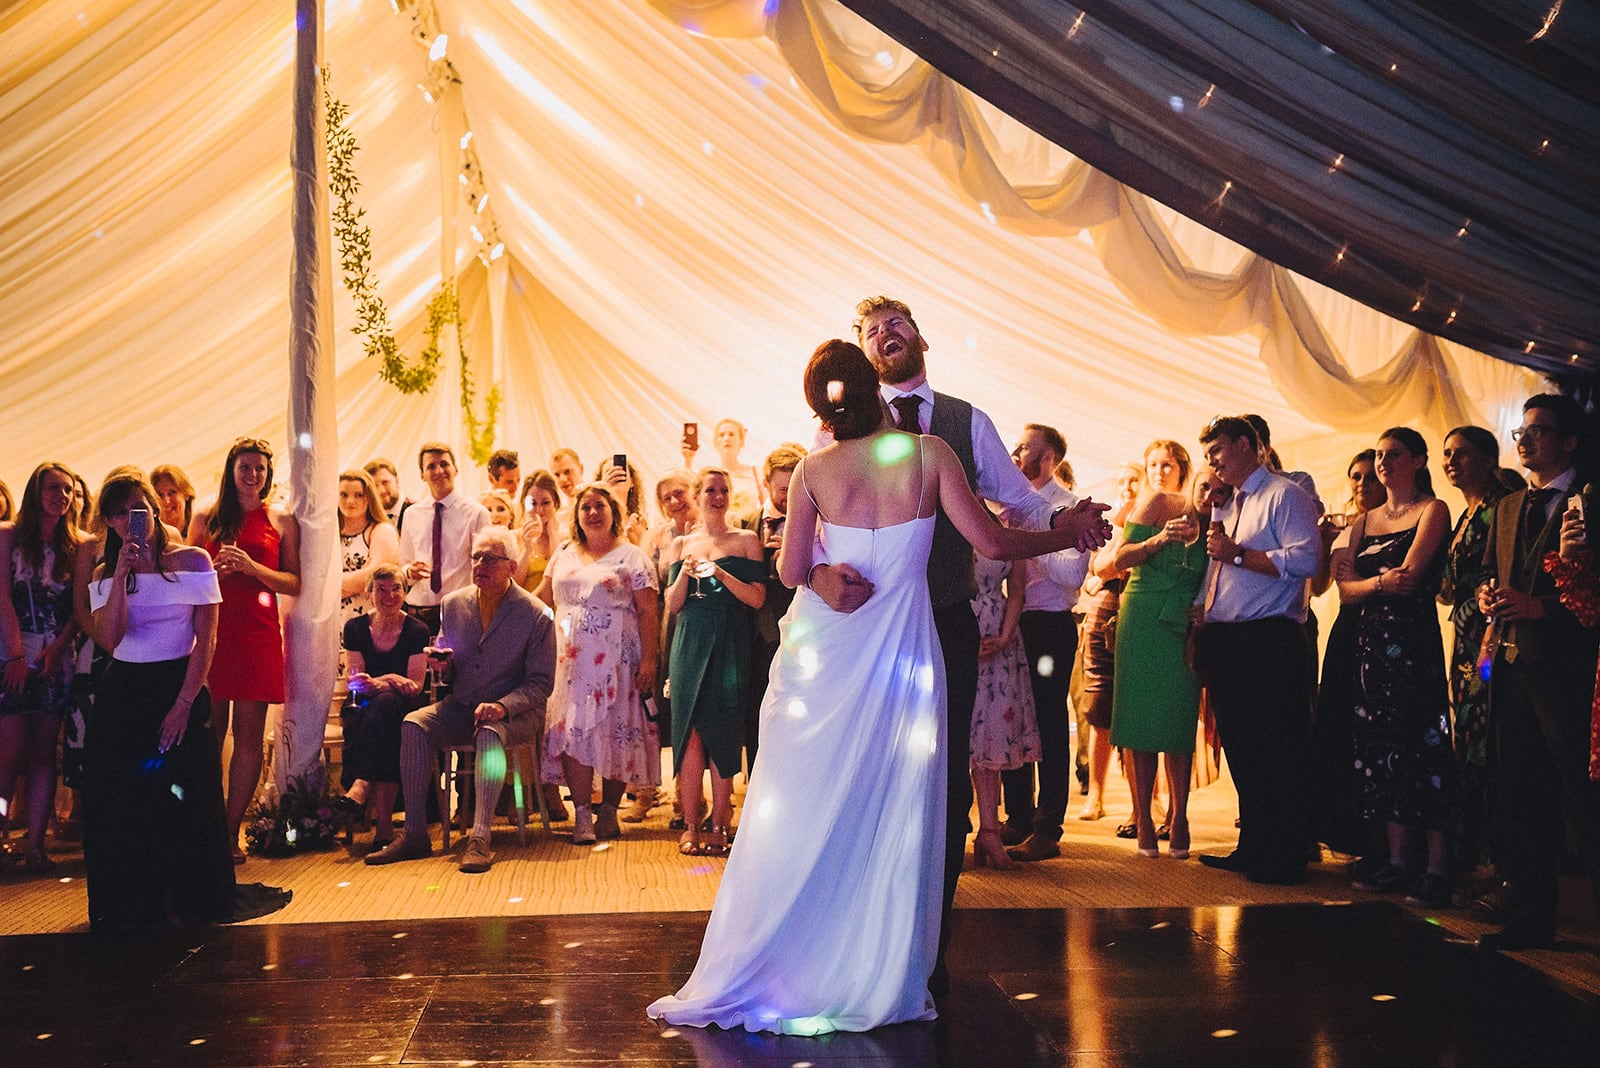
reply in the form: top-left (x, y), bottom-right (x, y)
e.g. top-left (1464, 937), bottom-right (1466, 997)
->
top-left (2, 904), bottom-right (1596, 1066)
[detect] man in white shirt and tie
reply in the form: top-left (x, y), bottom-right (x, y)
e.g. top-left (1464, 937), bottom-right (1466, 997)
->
top-left (399, 442), bottom-right (491, 634)
top-left (808, 295), bottom-right (1110, 994)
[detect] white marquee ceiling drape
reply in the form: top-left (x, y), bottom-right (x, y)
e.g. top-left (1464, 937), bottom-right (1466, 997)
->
top-left (0, 0), bottom-right (1540, 515)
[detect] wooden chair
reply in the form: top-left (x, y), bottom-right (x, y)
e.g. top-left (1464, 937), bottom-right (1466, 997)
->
top-left (435, 741), bottom-right (551, 848)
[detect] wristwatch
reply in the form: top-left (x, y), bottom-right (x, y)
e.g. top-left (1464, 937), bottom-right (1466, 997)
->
top-left (1232, 552), bottom-right (1244, 567)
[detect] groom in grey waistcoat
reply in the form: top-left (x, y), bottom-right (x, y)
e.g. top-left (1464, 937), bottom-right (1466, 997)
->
top-left (808, 296), bottom-right (1109, 995)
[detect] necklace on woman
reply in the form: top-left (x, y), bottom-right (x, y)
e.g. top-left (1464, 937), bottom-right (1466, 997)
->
top-left (1383, 498), bottom-right (1421, 521)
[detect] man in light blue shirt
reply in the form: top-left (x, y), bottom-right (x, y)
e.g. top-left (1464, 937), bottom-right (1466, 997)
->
top-left (1190, 416), bottom-right (1321, 885)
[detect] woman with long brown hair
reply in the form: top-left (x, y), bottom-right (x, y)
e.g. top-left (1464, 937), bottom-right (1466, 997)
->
top-left (189, 437), bottom-right (301, 862)
top-left (337, 468), bottom-right (399, 624)
top-left (0, 462), bottom-right (83, 870)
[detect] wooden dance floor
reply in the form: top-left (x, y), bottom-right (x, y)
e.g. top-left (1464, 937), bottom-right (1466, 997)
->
top-left (1, 903), bottom-right (1596, 1066)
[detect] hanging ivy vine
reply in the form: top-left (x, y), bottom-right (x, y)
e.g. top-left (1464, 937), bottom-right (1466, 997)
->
top-left (323, 73), bottom-right (499, 462)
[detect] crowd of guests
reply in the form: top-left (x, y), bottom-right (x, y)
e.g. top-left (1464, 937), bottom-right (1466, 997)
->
top-left (4, 297), bottom-right (1597, 948)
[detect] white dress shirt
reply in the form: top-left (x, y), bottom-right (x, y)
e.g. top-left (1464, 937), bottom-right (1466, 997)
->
top-left (1019, 477), bottom-right (1087, 611)
top-left (879, 382), bottom-right (1058, 531)
top-left (399, 489), bottom-right (491, 607)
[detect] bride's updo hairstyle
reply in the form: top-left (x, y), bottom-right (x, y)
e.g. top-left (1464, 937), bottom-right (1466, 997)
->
top-left (805, 339), bottom-right (883, 441)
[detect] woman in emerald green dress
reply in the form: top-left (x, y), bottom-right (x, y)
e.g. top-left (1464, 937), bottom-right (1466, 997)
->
top-left (664, 468), bottom-right (767, 856)
top-left (1108, 442), bottom-right (1213, 859)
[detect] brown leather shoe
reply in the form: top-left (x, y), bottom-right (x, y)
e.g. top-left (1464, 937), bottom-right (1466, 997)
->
top-left (998, 818), bottom-right (1032, 847)
top-left (1006, 832), bottom-right (1061, 863)
top-left (364, 836), bottom-right (433, 865)
top-left (458, 836), bottom-right (493, 874)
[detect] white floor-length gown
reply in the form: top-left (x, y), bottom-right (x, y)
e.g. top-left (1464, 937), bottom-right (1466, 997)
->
top-left (648, 511), bottom-right (946, 1035)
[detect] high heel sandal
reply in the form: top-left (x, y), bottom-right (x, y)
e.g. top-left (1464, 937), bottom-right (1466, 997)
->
top-left (702, 825), bottom-right (731, 857)
top-left (1168, 821), bottom-right (1191, 860)
top-left (973, 827), bottom-right (1019, 870)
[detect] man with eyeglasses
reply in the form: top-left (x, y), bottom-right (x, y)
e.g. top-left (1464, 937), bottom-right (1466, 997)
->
top-left (368, 526), bottom-right (555, 874)
top-left (1476, 393), bottom-right (1599, 950)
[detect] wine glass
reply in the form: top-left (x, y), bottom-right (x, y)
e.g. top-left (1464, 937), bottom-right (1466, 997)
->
top-left (689, 557), bottom-right (714, 599)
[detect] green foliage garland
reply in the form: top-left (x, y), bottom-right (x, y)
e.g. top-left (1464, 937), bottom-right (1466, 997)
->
top-left (324, 73), bottom-right (499, 462)
top-left (325, 82), bottom-right (443, 393)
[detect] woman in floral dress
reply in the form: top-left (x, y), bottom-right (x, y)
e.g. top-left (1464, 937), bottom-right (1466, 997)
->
top-left (968, 547), bottom-right (1036, 868)
top-left (1437, 426), bottom-right (1522, 875)
top-left (536, 484), bottom-right (660, 846)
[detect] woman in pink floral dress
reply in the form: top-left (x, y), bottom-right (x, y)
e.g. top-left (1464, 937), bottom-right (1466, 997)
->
top-left (536, 484), bottom-right (660, 846)
top-left (968, 550), bottom-right (1038, 869)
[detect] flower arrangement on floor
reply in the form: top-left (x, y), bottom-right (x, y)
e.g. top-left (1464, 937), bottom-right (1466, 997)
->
top-left (244, 775), bottom-right (340, 857)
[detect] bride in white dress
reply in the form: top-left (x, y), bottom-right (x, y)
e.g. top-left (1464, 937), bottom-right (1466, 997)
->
top-left (648, 340), bottom-right (1107, 1035)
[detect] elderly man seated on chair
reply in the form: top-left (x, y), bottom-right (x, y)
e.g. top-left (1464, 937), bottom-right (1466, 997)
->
top-left (367, 525), bottom-right (556, 873)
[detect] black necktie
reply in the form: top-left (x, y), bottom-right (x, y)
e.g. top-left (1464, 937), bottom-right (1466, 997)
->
top-left (1521, 487), bottom-right (1558, 553)
top-left (891, 394), bottom-right (921, 432)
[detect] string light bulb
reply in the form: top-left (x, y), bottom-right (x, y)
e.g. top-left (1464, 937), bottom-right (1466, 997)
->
top-left (1198, 84), bottom-right (1215, 108)
top-left (1068, 12), bottom-right (1085, 39)
top-left (1531, 2), bottom-right (1563, 41)
top-left (428, 33), bottom-right (448, 62)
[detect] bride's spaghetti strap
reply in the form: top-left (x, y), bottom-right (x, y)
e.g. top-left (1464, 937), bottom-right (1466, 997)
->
top-left (915, 435), bottom-right (928, 519)
top-left (800, 458), bottom-right (827, 524)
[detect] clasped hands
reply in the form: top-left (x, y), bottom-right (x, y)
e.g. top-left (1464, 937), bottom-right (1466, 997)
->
top-left (213, 543), bottom-right (257, 578)
top-left (1053, 498), bottom-right (1114, 552)
top-left (348, 672), bottom-right (421, 697)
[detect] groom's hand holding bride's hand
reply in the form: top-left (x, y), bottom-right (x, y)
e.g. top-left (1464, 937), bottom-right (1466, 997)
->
top-left (1052, 498), bottom-right (1114, 552)
top-left (809, 563), bottom-right (874, 614)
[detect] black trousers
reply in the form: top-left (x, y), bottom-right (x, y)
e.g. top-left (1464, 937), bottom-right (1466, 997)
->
top-left (1001, 610), bottom-right (1078, 838)
top-left (1194, 616), bottom-right (1313, 874)
top-left (932, 600), bottom-right (979, 972)
top-left (1489, 656), bottom-right (1600, 934)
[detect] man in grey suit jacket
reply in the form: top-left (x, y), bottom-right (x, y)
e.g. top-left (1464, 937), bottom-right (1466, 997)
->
top-left (368, 527), bottom-right (556, 873)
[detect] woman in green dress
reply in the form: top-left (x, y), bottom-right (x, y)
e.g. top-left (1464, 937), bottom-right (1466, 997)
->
top-left (664, 468), bottom-right (767, 856)
top-left (1108, 442), bottom-right (1213, 859)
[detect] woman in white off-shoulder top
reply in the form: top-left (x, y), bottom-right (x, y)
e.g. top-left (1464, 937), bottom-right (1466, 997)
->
top-left (83, 471), bottom-right (263, 929)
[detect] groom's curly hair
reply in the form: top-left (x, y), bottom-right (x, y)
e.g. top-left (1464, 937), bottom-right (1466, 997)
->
top-left (805, 340), bottom-right (883, 441)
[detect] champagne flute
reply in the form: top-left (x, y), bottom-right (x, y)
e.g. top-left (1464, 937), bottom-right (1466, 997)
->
top-left (1175, 513), bottom-right (1201, 570)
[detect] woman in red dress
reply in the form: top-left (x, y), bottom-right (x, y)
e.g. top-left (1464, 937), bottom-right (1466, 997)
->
top-left (189, 438), bottom-right (301, 862)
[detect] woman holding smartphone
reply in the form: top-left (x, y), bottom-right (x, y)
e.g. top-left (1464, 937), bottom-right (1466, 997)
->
top-left (189, 438), bottom-right (301, 863)
top-left (85, 473), bottom-right (233, 927)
